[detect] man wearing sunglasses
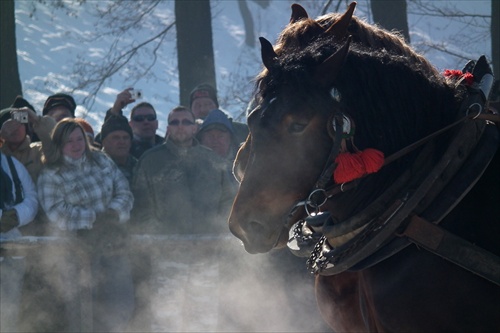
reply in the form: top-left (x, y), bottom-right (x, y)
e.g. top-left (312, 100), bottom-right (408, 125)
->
top-left (131, 106), bottom-right (234, 235)
top-left (128, 102), bottom-right (164, 158)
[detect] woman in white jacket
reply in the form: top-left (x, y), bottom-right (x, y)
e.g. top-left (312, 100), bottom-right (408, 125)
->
top-left (37, 118), bottom-right (134, 332)
top-left (0, 152), bottom-right (38, 332)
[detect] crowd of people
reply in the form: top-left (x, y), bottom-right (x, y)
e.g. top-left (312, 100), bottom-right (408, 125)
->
top-left (0, 83), bottom-right (249, 332)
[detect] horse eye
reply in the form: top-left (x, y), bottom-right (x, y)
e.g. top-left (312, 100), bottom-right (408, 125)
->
top-left (289, 122), bottom-right (307, 133)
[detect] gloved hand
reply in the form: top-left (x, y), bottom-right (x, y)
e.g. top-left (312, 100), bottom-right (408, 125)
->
top-left (95, 208), bottom-right (120, 225)
top-left (0, 209), bottom-right (20, 233)
top-left (91, 209), bottom-right (128, 251)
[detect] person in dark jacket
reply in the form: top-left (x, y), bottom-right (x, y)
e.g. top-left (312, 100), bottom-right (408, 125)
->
top-left (130, 106), bottom-right (234, 331)
top-left (197, 108), bottom-right (240, 190)
top-left (96, 89), bottom-right (164, 159)
top-left (131, 105), bottom-right (233, 234)
top-left (100, 115), bottom-right (136, 183)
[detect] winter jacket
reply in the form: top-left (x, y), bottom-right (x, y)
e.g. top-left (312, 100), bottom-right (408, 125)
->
top-left (37, 151), bottom-right (133, 231)
top-left (131, 139), bottom-right (235, 234)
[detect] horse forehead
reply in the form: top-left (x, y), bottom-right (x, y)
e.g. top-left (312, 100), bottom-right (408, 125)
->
top-left (248, 96), bottom-right (311, 130)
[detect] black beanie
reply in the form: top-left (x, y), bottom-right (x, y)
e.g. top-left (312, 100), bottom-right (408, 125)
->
top-left (189, 83), bottom-right (219, 108)
top-left (101, 115), bottom-right (133, 141)
top-left (11, 95), bottom-right (36, 113)
top-left (42, 93), bottom-right (77, 116)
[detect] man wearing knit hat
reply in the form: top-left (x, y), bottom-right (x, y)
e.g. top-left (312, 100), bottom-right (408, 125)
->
top-left (42, 93), bottom-right (77, 122)
top-left (100, 115), bottom-right (136, 183)
top-left (197, 108), bottom-right (237, 159)
top-left (197, 109), bottom-right (240, 191)
top-left (189, 83), bottom-right (219, 120)
top-left (189, 83), bottom-right (249, 145)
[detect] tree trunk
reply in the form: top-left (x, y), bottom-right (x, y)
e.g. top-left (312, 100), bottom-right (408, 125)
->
top-left (492, 0), bottom-right (499, 81)
top-left (0, 0), bottom-right (23, 109)
top-left (175, 0), bottom-right (216, 107)
top-left (370, 0), bottom-right (410, 43)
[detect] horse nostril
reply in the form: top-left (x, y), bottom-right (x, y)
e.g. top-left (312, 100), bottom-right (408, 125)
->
top-left (247, 220), bottom-right (265, 234)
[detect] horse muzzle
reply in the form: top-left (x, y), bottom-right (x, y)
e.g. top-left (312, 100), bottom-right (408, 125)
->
top-left (228, 214), bottom-right (287, 254)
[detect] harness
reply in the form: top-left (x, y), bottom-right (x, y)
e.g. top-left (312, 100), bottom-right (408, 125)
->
top-left (287, 56), bottom-right (500, 286)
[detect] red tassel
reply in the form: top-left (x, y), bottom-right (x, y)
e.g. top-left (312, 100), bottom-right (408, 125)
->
top-left (358, 149), bottom-right (384, 174)
top-left (334, 152), bottom-right (365, 184)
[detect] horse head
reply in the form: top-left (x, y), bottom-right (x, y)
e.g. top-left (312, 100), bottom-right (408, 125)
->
top-left (229, 34), bottom-right (351, 253)
top-left (229, 3), bottom-right (462, 254)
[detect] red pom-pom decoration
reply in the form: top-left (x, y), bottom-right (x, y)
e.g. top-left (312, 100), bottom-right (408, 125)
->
top-left (333, 152), bottom-right (365, 184)
top-left (358, 148), bottom-right (384, 174)
top-left (443, 69), bottom-right (463, 79)
top-left (462, 72), bottom-right (474, 86)
top-left (443, 69), bottom-right (474, 86)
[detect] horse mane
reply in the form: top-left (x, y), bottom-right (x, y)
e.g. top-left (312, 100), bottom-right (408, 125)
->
top-left (257, 11), bottom-right (440, 81)
top-left (254, 11), bottom-right (466, 156)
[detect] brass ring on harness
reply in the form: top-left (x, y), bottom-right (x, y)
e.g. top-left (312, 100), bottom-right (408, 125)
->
top-left (466, 103), bottom-right (482, 119)
top-left (305, 189), bottom-right (328, 216)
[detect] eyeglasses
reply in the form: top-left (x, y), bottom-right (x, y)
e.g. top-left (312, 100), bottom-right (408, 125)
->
top-left (168, 119), bottom-right (195, 126)
top-left (132, 114), bottom-right (156, 122)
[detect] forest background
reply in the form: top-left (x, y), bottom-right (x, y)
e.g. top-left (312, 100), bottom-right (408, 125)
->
top-left (1, 0), bottom-right (498, 136)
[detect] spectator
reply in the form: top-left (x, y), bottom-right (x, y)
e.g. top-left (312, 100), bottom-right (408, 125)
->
top-left (0, 105), bottom-right (56, 182)
top-left (100, 115), bottom-right (136, 183)
top-left (42, 93), bottom-right (77, 122)
top-left (97, 88), bottom-right (164, 159)
top-left (0, 152), bottom-right (38, 332)
top-left (131, 105), bottom-right (233, 234)
top-left (197, 108), bottom-right (239, 159)
top-left (189, 83), bottom-right (249, 144)
top-left (197, 108), bottom-right (240, 189)
top-left (131, 105), bottom-right (234, 331)
top-left (10, 95), bottom-right (38, 141)
top-left (37, 118), bottom-right (135, 332)
top-left (128, 102), bottom-right (164, 158)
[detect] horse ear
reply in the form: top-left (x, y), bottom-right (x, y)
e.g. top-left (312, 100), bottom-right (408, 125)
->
top-left (314, 36), bottom-right (352, 87)
top-left (290, 4), bottom-right (309, 23)
top-left (259, 37), bottom-right (278, 71)
top-left (325, 2), bottom-right (356, 40)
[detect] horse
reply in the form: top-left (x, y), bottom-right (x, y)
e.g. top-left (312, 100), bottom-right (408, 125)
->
top-left (228, 3), bottom-right (500, 332)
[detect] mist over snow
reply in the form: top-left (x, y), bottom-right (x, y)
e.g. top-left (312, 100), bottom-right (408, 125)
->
top-left (15, 0), bottom-right (491, 136)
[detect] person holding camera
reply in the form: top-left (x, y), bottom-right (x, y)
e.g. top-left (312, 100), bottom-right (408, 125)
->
top-left (96, 88), bottom-right (164, 159)
top-left (0, 100), bottom-right (56, 182)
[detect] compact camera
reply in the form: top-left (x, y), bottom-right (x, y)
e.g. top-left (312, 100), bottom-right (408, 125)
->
top-left (12, 110), bottom-right (29, 123)
top-left (130, 89), bottom-right (143, 100)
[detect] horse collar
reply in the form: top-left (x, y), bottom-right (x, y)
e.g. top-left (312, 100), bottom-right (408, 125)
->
top-left (303, 118), bottom-right (498, 278)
